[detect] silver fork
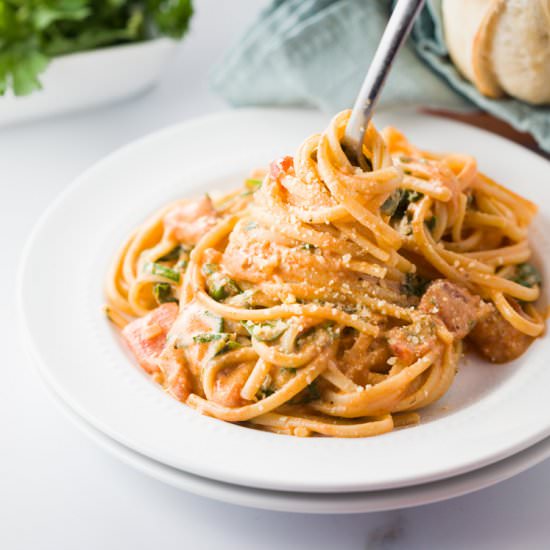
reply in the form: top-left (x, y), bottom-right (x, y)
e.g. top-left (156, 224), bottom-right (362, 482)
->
top-left (342, 0), bottom-right (426, 169)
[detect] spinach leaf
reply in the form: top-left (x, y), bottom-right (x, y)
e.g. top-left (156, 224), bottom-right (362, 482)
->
top-left (153, 282), bottom-right (178, 304)
top-left (381, 189), bottom-right (423, 219)
top-left (511, 263), bottom-right (542, 288)
top-left (146, 262), bottom-right (180, 283)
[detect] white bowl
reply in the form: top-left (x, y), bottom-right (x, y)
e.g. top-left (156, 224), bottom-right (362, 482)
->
top-left (0, 38), bottom-right (177, 126)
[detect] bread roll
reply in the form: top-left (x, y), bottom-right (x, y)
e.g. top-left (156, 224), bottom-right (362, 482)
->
top-left (442, 0), bottom-right (550, 105)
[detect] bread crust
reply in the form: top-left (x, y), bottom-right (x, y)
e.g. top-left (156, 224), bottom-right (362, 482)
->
top-left (442, 0), bottom-right (550, 105)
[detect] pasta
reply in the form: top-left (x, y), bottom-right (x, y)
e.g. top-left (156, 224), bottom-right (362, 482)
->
top-left (105, 110), bottom-right (545, 438)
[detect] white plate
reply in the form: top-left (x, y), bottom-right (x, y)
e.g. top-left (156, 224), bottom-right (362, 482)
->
top-left (0, 39), bottom-right (177, 126)
top-left (18, 108), bottom-right (550, 493)
top-left (49, 375), bottom-right (550, 514)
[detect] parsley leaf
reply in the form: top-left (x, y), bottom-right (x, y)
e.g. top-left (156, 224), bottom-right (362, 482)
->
top-left (0, 0), bottom-right (193, 96)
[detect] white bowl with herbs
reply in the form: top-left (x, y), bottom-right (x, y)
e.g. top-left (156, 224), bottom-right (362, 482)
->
top-left (0, 0), bottom-right (193, 124)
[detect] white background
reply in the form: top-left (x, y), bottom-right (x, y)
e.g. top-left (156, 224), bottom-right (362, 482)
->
top-left (2, 1), bottom-right (550, 548)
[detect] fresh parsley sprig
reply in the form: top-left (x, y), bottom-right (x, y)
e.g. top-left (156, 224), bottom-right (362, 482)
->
top-left (0, 0), bottom-right (193, 96)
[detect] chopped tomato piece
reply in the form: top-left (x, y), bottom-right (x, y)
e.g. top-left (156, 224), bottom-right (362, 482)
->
top-left (212, 364), bottom-right (253, 407)
top-left (269, 156), bottom-right (294, 181)
top-left (122, 303), bottom-right (178, 374)
top-left (164, 196), bottom-right (219, 245)
top-left (387, 317), bottom-right (438, 366)
top-left (157, 347), bottom-right (192, 401)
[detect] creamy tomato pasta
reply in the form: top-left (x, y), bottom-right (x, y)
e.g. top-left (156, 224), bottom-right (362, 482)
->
top-left (105, 111), bottom-right (544, 438)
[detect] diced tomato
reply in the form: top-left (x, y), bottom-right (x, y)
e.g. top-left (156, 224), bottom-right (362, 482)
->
top-left (157, 347), bottom-right (192, 402)
top-left (269, 156), bottom-right (294, 181)
top-left (163, 196), bottom-right (219, 245)
top-left (122, 303), bottom-right (178, 374)
top-left (212, 364), bottom-right (253, 407)
top-left (386, 317), bottom-right (438, 366)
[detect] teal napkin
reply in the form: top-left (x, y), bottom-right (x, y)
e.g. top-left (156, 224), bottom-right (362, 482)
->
top-left (211, 0), bottom-right (550, 152)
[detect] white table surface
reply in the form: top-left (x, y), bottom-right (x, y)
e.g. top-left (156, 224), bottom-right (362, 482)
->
top-left (2, 2), bottom-right (550, 548)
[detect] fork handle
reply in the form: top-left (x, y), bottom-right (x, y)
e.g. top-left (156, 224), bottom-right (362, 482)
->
top-left (344, 0), bottom-right (426, 165)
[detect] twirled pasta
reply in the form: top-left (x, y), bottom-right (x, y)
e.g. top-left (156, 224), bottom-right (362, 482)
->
top-left (105, 110), bottom-right (544, 438)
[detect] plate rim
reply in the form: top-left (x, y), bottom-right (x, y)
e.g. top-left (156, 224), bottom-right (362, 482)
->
top-left (42, 363), bottom-right (550, 515)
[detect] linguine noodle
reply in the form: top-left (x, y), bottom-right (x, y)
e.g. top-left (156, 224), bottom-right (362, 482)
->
top-left (105, 110), bottom-right (544, 438)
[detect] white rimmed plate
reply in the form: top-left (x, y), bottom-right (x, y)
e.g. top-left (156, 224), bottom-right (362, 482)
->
top-left (47, 373), bottom-right (550, 514)
top-left (18, 108), bottom-right (550, 493)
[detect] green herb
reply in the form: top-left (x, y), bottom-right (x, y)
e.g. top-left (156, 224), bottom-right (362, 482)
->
top-left (381, 189), bottom-right (423, 219)
top-left (511, 263), bottom-right (542, 288)
top-left (0, 0), bottom-right (193, 96)
top-left (381, 189), bottom-right (404, 216)
top-left (245, 178), bottom-right (263, 191)
top-left (202, 263), bottom-right (241, 301)
top-left (405, 190), bottom-right (423, 203)
top-left (282, 367), bottom-right (297, 375)
top-left (301, 243), bottom-right (316, 252)
top-left (207, 283), bottom-right (227, 301)
top-left (171, 245), bottom-right (192, 271)
top-left (191, 332), bottom-right (241, 356)
top-left (402, 273), bottom-right (430, 297)
top-left (192, 333), bottom-right (224, 344)
top-left (226, 279), bottom-right (242, 294)
top-left (215, 340), bottom-right (242, 356)
top-left (175, 258), bottom-right (188, 271)
top-left (146, 262), bottom-right (180, 283)
top-left (202, 263), bottom-right (219, 275)
top-left (206, 278), bottom-right (241, 301)
top-left (224, 340), bottom-right (242, 352)
top-left (256, 387), bottom-right (275, 399)
top-left (242, 320), bottom-right (288, 342)
top-left (203, 310), bottom-right (224, 333)
top-left (294, 322), bottom-right (338, 349)
top-left (256, 375), bottom-right (275, 399)
top-left (157, 246), bottom-right (181, 262)
top-left (394, 190), bottom-right (423, 219)
top-left (289, 380), bottom-right (322, 405)
top-left (152, 283), bottom-right (178, 304)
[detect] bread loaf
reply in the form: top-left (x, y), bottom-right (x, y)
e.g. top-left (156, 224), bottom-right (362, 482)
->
top-left (442, 0), bottom-right (550, 105)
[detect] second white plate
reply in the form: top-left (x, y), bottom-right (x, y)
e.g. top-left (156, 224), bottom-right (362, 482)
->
top-left (51, 376), bottom-right (550, 514)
